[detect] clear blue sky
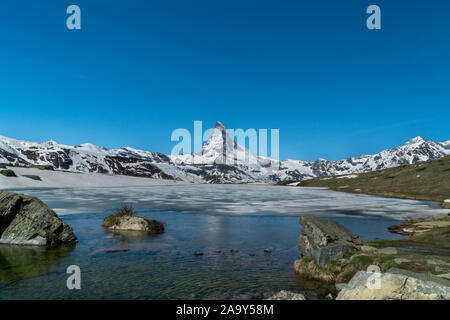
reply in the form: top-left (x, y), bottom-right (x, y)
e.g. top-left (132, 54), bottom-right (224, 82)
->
top-left (1, 0), bottom-right (449, 161)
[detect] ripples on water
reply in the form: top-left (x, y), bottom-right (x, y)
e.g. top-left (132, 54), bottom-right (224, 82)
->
top-left (0, 185), bottom-right (447, 299)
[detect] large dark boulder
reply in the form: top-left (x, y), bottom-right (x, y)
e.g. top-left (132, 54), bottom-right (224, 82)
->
top-left (0, 191), bottom-right (77, 247)
top-left (297, 215), bottom-right (364, 266)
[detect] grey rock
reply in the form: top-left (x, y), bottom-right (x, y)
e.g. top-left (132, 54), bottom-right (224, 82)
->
top-left (266, 290), bottom-right (306, 300)
top-left (313, 245), bottom-right (348, 266)
top-left (102, 214), bottom-right (165, 233)
top-left (387, 268), bottom-right (450, 287)
top-left (297, 215), bottom-right (364, 265)
top-left (394, 258), bottom-right (411, 264)
top-left (337, 270), bottom-right (450, 300)
top-left (0, 191), bottom-right (77, 247)
top-left (379, 247), bottom-right (398, 255)
top-left (437, 273), bottom-right (450, 281)
top-left (336, 283), bottom-right (347, 292)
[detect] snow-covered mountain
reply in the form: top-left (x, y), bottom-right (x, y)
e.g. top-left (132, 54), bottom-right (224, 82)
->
top-left (1, 122), bottom-right (449, 183)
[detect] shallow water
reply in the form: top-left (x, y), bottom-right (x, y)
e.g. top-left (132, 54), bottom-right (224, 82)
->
top-left (0, 185), bottom-right (446, 300)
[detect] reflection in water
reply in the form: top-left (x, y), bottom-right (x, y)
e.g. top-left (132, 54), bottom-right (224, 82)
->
top-left (0, 245), bottom-right (74, 285)
top-left (103, 228), bottom-right (164, 244)
top-left (0, 211), bottom-right (405, 299)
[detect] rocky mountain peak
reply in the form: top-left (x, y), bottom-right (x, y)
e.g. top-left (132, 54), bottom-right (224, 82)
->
top-left (215, 121), bottom-right (226, 129)
top-left (0, 126), bottom-right (449, 184)
top-left (403, 136), bottom-right (425, 146)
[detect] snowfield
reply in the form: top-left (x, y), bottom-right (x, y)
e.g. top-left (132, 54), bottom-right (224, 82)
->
top-left (0, 167), bottom-right (187, 189)
top-left (13, 184), bottom-right (449, 220)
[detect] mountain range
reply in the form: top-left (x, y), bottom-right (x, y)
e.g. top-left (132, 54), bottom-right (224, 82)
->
top-left (1, 122), bottom-right (449, 183)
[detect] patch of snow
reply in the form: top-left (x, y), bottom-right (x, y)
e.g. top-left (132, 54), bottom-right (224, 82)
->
top-left (337, 174), bottom-right (358, 179)
top-left (0, 167), bottom-right (187, 189)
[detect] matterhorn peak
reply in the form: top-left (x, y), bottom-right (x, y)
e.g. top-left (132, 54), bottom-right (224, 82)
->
top-left (215, 121), bottom-right (226, 129)
top-left (403, 136), bottom-right (425, 146)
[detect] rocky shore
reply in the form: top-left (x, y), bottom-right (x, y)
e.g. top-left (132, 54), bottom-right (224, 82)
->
top-left (292, 214), bottom-right (450, 300)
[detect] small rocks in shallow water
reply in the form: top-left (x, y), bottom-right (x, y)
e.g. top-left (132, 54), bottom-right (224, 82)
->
top-left (194, 252), bottom-right (204, 256)
top-left (105, 249), bottom-right (130, 254)
top-left (264, 249), bottom-right (272, 254)
top-left (230, 249), bottom-right (239, 253)
top-left (249, 253), bottom-right (255, 256)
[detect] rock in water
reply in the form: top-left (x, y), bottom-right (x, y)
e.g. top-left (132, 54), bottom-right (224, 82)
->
top-left (0, 191), bottom-right (77, 247)
top-left (102, 213), bottom-right (165, 233)
top-left (267, 290), bottom-right (306, 300)
top-left (297, 215), bottom-right (364, 266)
top-left (337, 270), bottom-right (450, 300)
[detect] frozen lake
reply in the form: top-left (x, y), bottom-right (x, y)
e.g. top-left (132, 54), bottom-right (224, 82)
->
top-left (0, 185), bottom-right (447, 299)
top-left (7, 184), bottom-right (447, 220)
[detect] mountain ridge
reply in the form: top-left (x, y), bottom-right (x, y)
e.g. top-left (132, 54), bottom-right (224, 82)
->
top-left (1, 124), bottom-right (449, 184)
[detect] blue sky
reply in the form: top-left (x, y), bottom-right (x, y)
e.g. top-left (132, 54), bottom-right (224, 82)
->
top-left (0, 0), bottom-right (449, 161)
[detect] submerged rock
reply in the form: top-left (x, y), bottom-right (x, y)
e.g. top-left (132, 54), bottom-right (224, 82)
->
top-left (297, 215), bottom-right (364, 266)
top-left (267, 290), bottom-right (306, 300)
top-left (0, 191), bottom-right (77, 247)
top-left (102, 213), bottom-right (165, 233)
top-left (337, 269), bottom-right (450, 300)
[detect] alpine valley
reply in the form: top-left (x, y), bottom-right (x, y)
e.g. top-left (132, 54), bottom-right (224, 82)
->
top-left (1, 122), bottom-right (449, 184)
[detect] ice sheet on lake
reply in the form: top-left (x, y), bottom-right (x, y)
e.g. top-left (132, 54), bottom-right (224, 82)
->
top-left (9, 185), bottom-right (449, 221)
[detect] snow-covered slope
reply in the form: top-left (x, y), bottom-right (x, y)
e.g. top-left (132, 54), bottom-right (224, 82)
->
top-left (1, 122), bottom-right (449, 184)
